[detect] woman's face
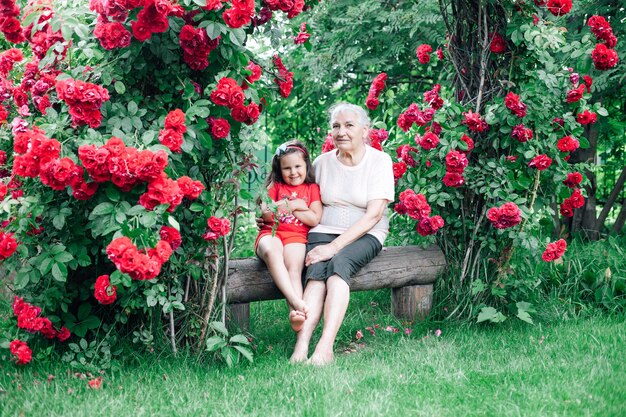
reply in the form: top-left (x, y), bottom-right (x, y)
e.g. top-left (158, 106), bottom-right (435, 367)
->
top-left (331, 111), bottom-right (368, 154)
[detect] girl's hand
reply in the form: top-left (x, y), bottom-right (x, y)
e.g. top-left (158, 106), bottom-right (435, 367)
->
top-left (286, 198), bottom-right (308, 212)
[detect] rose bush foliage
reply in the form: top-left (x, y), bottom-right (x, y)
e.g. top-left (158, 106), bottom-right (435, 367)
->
top-left (0, 0), bottom-right (317, 365)
top-left (371, 3), bottom-right (619, 322)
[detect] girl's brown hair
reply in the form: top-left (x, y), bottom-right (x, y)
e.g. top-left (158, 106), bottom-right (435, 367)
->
top-left (265, 139), bottom-right (315, 187)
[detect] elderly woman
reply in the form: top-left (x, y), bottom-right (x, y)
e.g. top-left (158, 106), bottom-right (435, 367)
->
top-left (290, 103), bottom-right (394, 365)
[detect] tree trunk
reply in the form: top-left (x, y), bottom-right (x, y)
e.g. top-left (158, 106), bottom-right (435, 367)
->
top-left (612, 198), bottom-right (626, 234)
top-left (567, 123), bottom-right (600, 239)
top-left (596, 166), bottom-right (626, 233)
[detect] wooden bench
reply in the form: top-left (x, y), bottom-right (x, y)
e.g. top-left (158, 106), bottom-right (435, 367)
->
top-left (226, 245), bottom-right (446, 331)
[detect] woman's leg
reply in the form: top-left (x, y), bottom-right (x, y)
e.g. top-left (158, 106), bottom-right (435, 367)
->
top-left (290, 280), bottom-right (326, 363)
top-left (283, 243), bottom-right (307, 331)
top-left (308, 275), bottom-right (350, 366)
top-left (256, 236), bottom-right (307, 313)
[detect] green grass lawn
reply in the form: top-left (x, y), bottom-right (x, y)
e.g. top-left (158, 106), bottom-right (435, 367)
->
top-left (1, 291), bottom-right (625, 417)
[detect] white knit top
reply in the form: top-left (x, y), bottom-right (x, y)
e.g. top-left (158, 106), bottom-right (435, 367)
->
top-left (309, 145), bottom-right (395, 244)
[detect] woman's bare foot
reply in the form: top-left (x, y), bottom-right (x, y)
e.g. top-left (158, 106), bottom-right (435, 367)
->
top-left (289, 343), bottom-right (308, 363)
top-left (289, 310), bottom-right (306, 332)
top-left (307, 351), bottom-right (334, 366)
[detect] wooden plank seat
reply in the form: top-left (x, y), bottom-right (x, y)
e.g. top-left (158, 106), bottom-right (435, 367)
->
top-left (226, 245), bottom-right (446, 330)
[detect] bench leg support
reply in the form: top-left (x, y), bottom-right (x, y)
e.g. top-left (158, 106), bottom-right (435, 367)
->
top-left (391, 284), bottom-right (433, 322)
top-left (227, 303), bottom-right (250, 332)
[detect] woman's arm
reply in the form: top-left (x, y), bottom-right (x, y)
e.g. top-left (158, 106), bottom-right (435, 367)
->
top-left (305, 199), bottom-right (388, 266)
top-left (291, 200), bottom-right (323, 227)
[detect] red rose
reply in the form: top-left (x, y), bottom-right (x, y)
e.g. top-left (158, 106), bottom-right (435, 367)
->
top-left (416, 215), bottom-right (444, 236)
top-left (94, 274), bottom-right (117, 305)
top-left (153, 240), bottom-right (173, 263)
top-left (591, 44), bottom-right (619, 71)
top-left (576, 110), bottom-right (597, 125)
top-left (569, 188), bottom-right (585, 208)
top-left (0, 231), bottom-right (18, 260)
top-left (563, 172), bottom-right (582, 188)
top-left (442, 172), bottom-right (465, 187)
top-left (547, 0), bottom-right (572, 16)
top-left (490, 33), bottom-right (506, 54)
top-left (582, 75), bottom-right (593, 93)
top-left (209, 118), bottom-right (230, 140)
top-left (230, 105), bottom-right (248, 123)
top-left (542, 239), bottom-right (567, 262)
top-left (396, 144), bottom-right (418, 167)
top-left (559, 198), bottom-right (574, 217)
top-left (365, 96), bottom-right (379, 110)
top-left (9, 340), bottom-right (32, 365)
top-left (177, 176), bottom-right (204, 199)
top-left (419, 132), bottom-right (439, 150)
top-left (504, 92), bottom-right (527, 118)
top-left (566, 84), bottom-right (585, 103)
top-left (556, 136), bottom-right (579, 152)
top-left (392, 161), bottom-right (407, 180)
top-left (511, 124), bottom-right (533, 142)
top-left (160, 226), bottom-right (182, 250)
top-left (458, 134), bottom-right (474, 153)
top-left (158, 129), bottom-right (184, 153)
top-left (57, 326), bottom-right (71, 342)
top-left (488, 202), bottom-right (521, 229)
top-left (416, 44), bottom-right (432, 64)
top-left (164, 109), bottom-right (187, 134)
top-left (461, 110), bottom-right (489, 132)
top-left (445, 150), bottom-right (468, 173)
top-left (528, 154), bottom-right (552, 170)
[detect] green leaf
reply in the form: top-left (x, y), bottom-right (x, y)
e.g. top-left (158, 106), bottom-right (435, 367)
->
top-left (51, 262), bottom-right (68, 282)
top-left (15, 269), bottom-right (30, 290)
top-left (229, 334), bottom-right (250, 345)
top-left (39, 257), bottom-right (53, 275)
top-left (54, 252), bottom-right (74, 263)
top-left (192, 0), bottom-right (206, 6)
top-left (77, 303), bottom-right (92, 320)
top-left (205, 336), bottom-right (226, 352)
top-left (596, 107), bottom-right (608, 117)
top-left (233, 345), bottom-right (253, 363)
top-left (128, 101), bottom-right (138, 116)
top-left (114, 81), bottom-right (126, 94)
top-left (189, 202), bottom-right (204, 212)
top-left (81, 315), bottom-right (101, 330)
top-left (91, 202), bottom-right (115, 217)
top-left (53, 214), bottom-right (65, 230)
top-left (221, 346), bottom-right (236, 367)
top-left (477, 306), bottom-right (507, 323)
top-left (210, 321), bottom-right (228, 336)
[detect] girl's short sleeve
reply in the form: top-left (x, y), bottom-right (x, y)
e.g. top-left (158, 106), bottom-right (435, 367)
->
top-left (308, 183), bottom-right (321, 205)
top-left (267, 184), bottom-right (278, 201)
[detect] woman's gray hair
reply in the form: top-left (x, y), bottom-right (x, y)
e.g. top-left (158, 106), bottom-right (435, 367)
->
top-left (328, 103), bottom-right (371, 128)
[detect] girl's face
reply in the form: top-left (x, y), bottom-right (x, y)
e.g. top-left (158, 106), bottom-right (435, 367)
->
top-left (279, 152), bottom-right (307, 186)
top-left (331, 111), bottom-right (368, 154)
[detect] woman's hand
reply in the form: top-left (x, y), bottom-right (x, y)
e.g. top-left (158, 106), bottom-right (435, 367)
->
top-left (305, 244), bottom-right (338, 266)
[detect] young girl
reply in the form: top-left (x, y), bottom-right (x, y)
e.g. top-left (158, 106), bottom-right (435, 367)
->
top-left (256, 140), bottom-right (322, 332)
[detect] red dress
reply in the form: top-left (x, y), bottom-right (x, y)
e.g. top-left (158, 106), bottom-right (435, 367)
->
top-left (255, 182), bottom-right (321, 249)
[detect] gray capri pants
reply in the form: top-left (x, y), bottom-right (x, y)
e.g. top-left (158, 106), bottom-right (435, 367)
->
top-left (305, 232), bottom-right (382, 286)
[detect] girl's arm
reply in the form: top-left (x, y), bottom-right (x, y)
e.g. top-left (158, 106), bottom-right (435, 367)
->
top-left (291, 200), bottom-right (323, 227)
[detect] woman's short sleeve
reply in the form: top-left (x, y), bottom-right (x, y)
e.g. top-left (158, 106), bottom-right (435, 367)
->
top-left (367, 152), bottom-right (395, 202)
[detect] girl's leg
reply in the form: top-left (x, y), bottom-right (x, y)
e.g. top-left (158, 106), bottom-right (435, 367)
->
top-left (308, 275), bottom-right (350, 366)
top-left (283, 243), bottom-right (307, 331)
top-left (256, 236), bottom-right (307, 313)
top-left (290, 279), bottom-right (326, 363)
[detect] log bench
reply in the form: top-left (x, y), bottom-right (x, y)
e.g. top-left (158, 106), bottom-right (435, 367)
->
top-left (226, 245), bottom-right (446, 331)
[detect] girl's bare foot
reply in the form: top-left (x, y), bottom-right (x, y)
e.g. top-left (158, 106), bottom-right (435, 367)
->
top-left (289, 310), bottom-right (306, 332)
